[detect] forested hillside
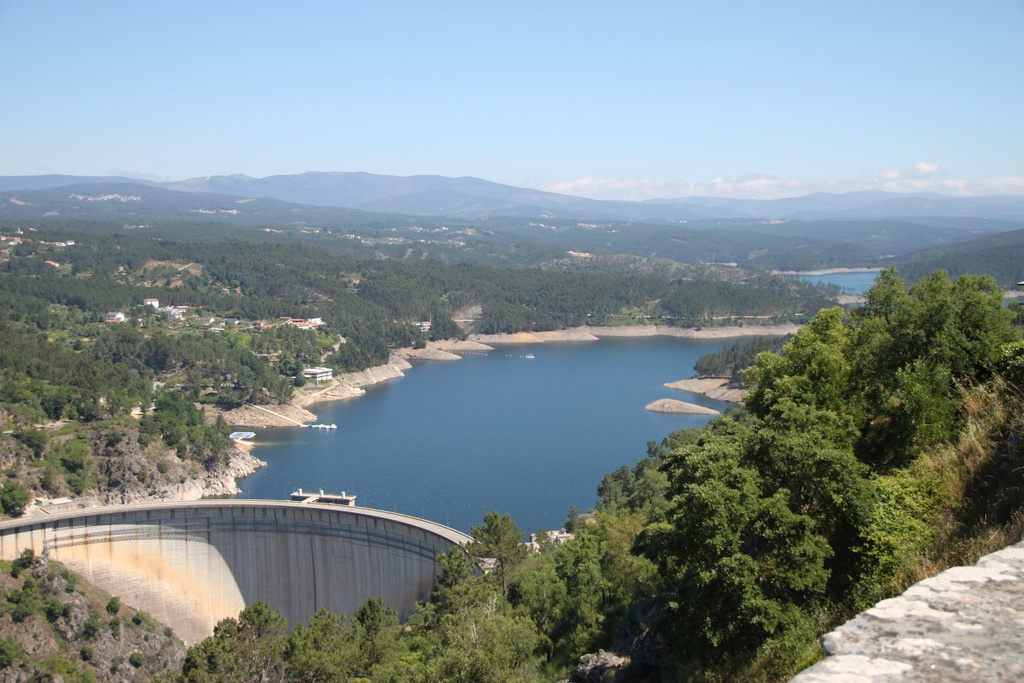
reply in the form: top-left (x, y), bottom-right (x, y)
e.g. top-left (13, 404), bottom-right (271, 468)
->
top-left (99, 269), bottom-right (1024, 682)
top-left (5, 181), bottom-right (1019, 271)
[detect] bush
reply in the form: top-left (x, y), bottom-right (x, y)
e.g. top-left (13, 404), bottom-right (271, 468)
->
top-left (0, 480), bottom-right (30, 516)
top-left (81, 615), bottom-right (100, 639)
top-left (128, 651), bottom-right (144, 668)
top-left (0, 638), bottom-right (17, 667)
top-left (10, 549), bottom-right (37, 578)
top-left (106, 596), bottom-right (121, 615)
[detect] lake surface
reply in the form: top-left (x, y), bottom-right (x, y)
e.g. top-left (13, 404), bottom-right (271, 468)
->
top-left (794, 270), bottom-right (880, 294)
top-left (237, 337), bottom-right (738, 536)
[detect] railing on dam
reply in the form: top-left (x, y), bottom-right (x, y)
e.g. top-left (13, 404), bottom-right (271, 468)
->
top-left (0, 500), bottom-right (473, 645)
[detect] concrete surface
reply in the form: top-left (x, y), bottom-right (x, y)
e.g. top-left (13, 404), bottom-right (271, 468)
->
top-left (0, 501), bottom-right (471, 644)
top-left (791, 539), bottom-right (1024, 682)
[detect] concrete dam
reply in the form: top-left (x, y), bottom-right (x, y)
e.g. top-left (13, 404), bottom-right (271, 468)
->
top-left (0, 501), bottom-right (473, 644)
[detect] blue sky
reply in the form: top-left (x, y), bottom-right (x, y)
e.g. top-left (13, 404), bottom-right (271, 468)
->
top-left (2, 1), bottom-right (1022, 199)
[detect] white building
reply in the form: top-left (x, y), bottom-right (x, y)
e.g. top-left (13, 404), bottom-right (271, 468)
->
top-left (302, 367), bottom-right (334, 383)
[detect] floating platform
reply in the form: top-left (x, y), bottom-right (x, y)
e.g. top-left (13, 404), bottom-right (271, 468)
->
top-left (290, 488), bottom-right (356, 506)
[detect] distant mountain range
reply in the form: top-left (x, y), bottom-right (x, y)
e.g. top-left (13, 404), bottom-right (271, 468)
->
top-left (2, 172), bottom-right (1023, 222)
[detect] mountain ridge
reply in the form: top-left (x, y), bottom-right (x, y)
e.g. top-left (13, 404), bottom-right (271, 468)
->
top-left (1, 171), bottom-right (1023, 222)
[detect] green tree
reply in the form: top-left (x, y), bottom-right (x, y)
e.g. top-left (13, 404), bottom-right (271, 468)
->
top-left (284, 609), bottom-right (356, 682)
top-left (427, 582), bottom-right (542, 683)
top-left (470, 511), bottom-right (527, 599)
top-left (0, 480), bottom-right (30, 516)
top-left (182, 602), bottom-right (286, 683)
top-left (351, 597), bottom-right (400, 677)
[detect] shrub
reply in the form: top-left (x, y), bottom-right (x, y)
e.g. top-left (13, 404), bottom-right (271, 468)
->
top-left (106, 596), bottom-right (121, 615)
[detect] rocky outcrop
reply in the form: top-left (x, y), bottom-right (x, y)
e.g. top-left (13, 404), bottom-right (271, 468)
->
top-left (96, 448), bottom-right (266, 505)
top-left (790, 539), bottom-right (1024, 682)
top-left (560, 650), bottom-right (626, 683)
top-left (154, 450), bottom-right (266, 501)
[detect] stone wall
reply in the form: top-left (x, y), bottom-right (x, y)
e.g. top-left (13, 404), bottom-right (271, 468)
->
top-left (791, 539), bottom-right (1024, 682)
top-left (0, 501), bottom-right (471, 644)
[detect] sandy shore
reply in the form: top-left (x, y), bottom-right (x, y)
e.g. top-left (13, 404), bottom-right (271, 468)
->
top-left (398, 339), bottom-right (495, 361)
top-left (471, 323), bottom-right (800, 345)
top-left (665, 377), bottom-right (746, 403)
top-left (213, 403), bottom-right (318, 428)
top-left (772, 267), bottom-right (882, 275)
top-left (645, 398), bottom-right (720, 415)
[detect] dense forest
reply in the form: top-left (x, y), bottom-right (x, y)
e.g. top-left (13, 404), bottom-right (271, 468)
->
top-left (692, 335), bottom-right (791, 382)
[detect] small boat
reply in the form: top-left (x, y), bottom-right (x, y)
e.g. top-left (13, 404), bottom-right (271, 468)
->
top-left (524, 354), bottom-right (535, 359)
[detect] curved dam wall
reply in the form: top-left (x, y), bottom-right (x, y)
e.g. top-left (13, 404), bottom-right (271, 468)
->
top-left (0, 501), bottom-right (472, 644)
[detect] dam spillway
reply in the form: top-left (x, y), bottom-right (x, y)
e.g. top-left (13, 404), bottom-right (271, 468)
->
top-left (0, 501), bottom-right (473, 644)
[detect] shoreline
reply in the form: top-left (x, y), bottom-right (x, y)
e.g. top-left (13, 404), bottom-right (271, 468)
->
top-left (165, 324), bottom-right (786, 504)
top-left (469, 323), bottom-right (801, 345)
top-left (214, 323), bottom-right (796, 429)
top-left (771, 267), bottom-right (882, 276)
top-left (665, 376), bottom-right (746, 404)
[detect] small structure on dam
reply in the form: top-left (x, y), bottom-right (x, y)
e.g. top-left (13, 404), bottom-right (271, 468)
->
top-left (0, 501), bottom-right (472, 644)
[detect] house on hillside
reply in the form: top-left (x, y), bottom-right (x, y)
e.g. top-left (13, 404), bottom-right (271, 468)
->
top-left (104, 312), bottom-right (126, 323)
top-left (302, 367), bottom-right (333, 384)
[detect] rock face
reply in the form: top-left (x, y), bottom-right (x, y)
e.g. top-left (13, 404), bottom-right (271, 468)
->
top-left (790, 539), bottom-right (1024, 682)
top-left (644, 398), bottom-right (720, 415)
top-left (96, 449), bottom-right (266, 505)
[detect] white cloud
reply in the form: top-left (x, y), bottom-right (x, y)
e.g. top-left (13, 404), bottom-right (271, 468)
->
top-left (877, 161), bottom-right (946, 182)
top-left (911, 161), bottom-right (944, 178)
top-left (547, 175), bottom-right (832, 201)
top-left (546, 165), bottom-right (1024, 201)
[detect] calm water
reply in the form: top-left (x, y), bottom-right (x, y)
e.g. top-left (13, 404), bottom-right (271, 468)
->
top-left (794, 270), bottom-right (880, 294)
top-left (237, 337), bottom-right (737, 535)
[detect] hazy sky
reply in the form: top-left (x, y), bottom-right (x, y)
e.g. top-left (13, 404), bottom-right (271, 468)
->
top-left (3, 1), bottom-right (1022, 199)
